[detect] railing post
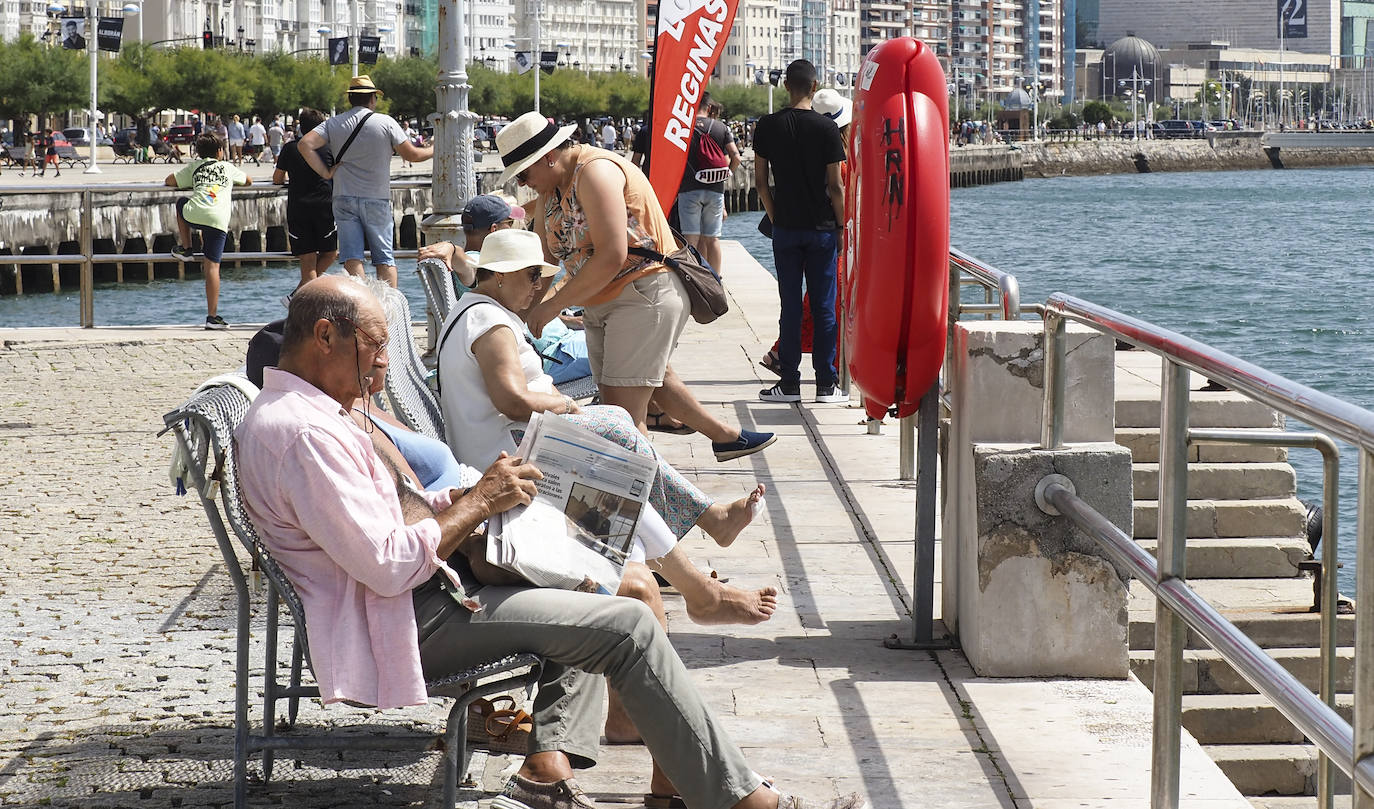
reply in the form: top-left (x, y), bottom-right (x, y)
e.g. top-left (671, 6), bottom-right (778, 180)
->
top-left (1151, 359), bottom-right (1189, 809)
top-left (1318, 440), bottom-right (1339, 809)
top-left (1355, 448), bottom-right (1374, 809)
top-left (899, 415), bottom-right (915, 480)
top-left (1039, 311), bottom-right (1066, 449)
top-left (80, 189), bottom-right (94, 328)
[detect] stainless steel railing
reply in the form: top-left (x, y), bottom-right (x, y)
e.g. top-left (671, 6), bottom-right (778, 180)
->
top-left (0, 179), bottom-right (432, 327)
top-left (1039, 291), bottom-right (1373, 809)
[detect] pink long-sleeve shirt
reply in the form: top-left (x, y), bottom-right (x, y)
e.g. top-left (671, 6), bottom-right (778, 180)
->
top-left (235, 368), bottom-right (460, 709)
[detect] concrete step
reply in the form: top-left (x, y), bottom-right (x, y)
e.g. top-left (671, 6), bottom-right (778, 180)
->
top-left (1136, 537), bottom-right (1308, 579)
top-left (1249, 797), bottom-right (1352, 809)
top-left (1183, 693), bottom-right (1354, 744)
top-left (1117, 392), bottom-right (1284, 430)
top-left (1130, 647), bottom-right (1355, 696)
top-left (1130, 611), bottom-right (1355, 651)
top-left (1133, 462), bottom-right (1296, 501)
top-left (1117, 427), bottom-right (1288, 463)
top-left (1206, 744), bottom-right (1323, 796)
top-left (1133, 497), bottom-right (1307, 540)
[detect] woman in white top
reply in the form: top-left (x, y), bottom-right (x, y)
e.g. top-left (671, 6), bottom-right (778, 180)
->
top-left (437, 229), bottom-right (776, 626)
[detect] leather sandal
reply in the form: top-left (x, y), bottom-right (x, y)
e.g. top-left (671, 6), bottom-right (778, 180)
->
top-left (466, 695), bottom-right (517, 746)
top-left (646, 411), bottom-right (694, 435)
top-left (481, 708), bottom-right (533, 755)
top-left (644, 794), bottom-right (688, 809)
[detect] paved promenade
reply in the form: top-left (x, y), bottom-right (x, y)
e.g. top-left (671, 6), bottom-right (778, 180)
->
top-left (0, 242), bottom-right (1250, 808)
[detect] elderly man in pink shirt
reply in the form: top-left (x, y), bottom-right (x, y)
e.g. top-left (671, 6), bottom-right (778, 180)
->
top-left (234, 276), bottom-right (863, 809)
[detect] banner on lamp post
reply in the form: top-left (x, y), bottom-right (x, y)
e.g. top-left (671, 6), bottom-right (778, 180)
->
top-left (514, 51), bottom-right (534, 74)
top-left (358, 35), bottom-right (380, 64)
top-left (539, 50), bottom-right (558, 74)
top-left (96, 17), bottom-right (123, 53)
top-left (1278, 0), bottom-right (1307, 38)
top-left (59, 16), bottom-right (86, 50)
top-left (328, 36), bottom-right (349, 65)
top-left (646, 0), bottom-right (742, 213)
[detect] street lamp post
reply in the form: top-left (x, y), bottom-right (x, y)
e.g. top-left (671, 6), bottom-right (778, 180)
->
top-left (349, 0), bottom-right (359, 76)
top-left (84, 0), bottom-right (101, 173)
top-left (421, 0), bottom-right (477, 252)
top-left (1118, 67), bottom-right (1152, 140)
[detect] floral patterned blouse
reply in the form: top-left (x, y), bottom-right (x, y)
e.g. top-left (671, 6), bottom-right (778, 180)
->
top-left (540, 145), bottom-right (674, 307)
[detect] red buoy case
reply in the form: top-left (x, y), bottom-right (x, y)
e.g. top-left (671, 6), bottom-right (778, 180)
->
top-left (843, 37), bottom-right (950, 420)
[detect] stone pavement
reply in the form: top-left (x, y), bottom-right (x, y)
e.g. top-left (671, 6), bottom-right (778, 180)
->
top-left (0, 242), bottom-right (1250, 808)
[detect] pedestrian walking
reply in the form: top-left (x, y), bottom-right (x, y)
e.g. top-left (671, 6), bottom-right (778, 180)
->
top-left (226, 114), bottom-right (246, 164)
top-left (296, 74), bottom-right (433, 287)
top-left (675, 94), bottom-right (739, 276)
top-left (246, 116), bottom-right (267, 165)
top-left (267, 117), bottom-right (285, 158)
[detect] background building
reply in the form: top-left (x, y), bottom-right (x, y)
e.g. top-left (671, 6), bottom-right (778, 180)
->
top-left (1098, 0), bottom-right (1341, 60)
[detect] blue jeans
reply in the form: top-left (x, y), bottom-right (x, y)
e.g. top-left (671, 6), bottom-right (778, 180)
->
top-left (772, 225), bottom-right (838, 388)
top-left (334, 195), bottom-right (395, 266)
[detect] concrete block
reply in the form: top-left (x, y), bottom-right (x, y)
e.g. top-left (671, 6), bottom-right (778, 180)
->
top-left (957, 320), bottom-right (1115, 444)
top-left (958, 442), bottom-right (1133, 677)
top-left (1132, 463), bottom-right (1296, 501)
top-left (943, 320), bottom-right (1115, 634)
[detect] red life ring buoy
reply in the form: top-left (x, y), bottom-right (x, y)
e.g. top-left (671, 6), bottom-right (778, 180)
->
top-left (843, 37), bottom-right (950, 420)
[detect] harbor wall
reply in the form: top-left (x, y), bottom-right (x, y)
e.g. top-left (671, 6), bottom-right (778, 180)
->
top-left (1019, 132), bottom-right (1374, 178)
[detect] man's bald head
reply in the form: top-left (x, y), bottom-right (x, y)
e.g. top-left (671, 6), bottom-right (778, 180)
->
top-left (283, 276), bottom-right (375, 352)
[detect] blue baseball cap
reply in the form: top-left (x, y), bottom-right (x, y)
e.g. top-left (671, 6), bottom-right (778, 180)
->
top-left (462, 194), bottom-right (526, 231)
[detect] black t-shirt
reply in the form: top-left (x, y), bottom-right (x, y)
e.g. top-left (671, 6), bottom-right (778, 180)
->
top-left (680, 117), bottom-right (734, 194)
top-left (631, 126), bottom-right (650, 172)
top-left (275, 140), bottom-right (333, 209)
top-left (752, 107), bottom-right (846, 230)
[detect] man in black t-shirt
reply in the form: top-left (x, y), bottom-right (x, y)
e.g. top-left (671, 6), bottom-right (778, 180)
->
top-left (272, 107), bottom-right (338, 297)
top-left (752, 59), bottom-right (847, 405)
top-left (676, 96), bottom-right (741, 277)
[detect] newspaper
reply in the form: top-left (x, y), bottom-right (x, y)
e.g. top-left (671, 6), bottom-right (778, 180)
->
top-left (487, 412), bottom-right (655, 594)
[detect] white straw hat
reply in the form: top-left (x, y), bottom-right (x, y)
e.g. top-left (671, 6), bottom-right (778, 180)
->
top-left (476, 229), bottom-right (560, 277)
top-left (496, 111), bottom-right (578, 186)
top-left (813, 88), bottom-right (853, 129)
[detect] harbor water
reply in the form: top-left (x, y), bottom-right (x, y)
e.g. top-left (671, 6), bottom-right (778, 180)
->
top-left (1, 166), bottom-right (1368, 593)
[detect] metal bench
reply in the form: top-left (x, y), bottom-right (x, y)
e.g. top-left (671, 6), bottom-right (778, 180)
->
top-left (2, 144), bottom-right (34, 169)
top-left (110, 142), bottom-right (137, 164)
top-left (162, 381), bottom-right (543, 809)
top-left (54, 145), bottom-right (89, 168)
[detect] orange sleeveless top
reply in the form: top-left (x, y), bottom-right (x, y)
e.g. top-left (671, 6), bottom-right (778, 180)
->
top-left (540, 145), bottom-right (674, 307)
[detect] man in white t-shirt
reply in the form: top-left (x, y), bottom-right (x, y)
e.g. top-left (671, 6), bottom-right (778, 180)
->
top-left (298, 75), bottom-right (433, 287)
top-left (601, 121), bottom-right (618, 150)
top-left (247, 116), bottom-right (268, 165)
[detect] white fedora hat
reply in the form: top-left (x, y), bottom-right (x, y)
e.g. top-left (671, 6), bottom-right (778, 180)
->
top-left (476, 229), bottom-right (560, 277)
top-left (813, 88), bottom-right (852, 129)
top-left (496, 111), bottom-right (578, 186)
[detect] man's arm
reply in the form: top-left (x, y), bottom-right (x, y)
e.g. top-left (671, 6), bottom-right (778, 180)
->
top-left (431, 454), bottom-right (541, 559)
top-left (395, 140), bottom-right (434, 163)
top-left (726, 140), bottom-right (742, 174)
top-left (297, 129), bottom-right (332, 179)
top-left (825, 161), bottom-right (845, 228)
top-left (754, 155), bottom-right (775, 222)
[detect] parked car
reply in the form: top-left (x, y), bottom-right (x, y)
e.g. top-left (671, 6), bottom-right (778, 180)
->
top-left (63, 127), bottom-right (92, 146)
top-left (1153, 119), bottom-right (1194, 139)
top-left (166, 124), bottom-right (195, 145)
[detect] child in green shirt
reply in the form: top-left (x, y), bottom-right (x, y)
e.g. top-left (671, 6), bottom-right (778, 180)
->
top-left (165, 133), bottom-right (251, 330)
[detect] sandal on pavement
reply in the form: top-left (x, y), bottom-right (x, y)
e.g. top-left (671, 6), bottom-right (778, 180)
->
top-left (758, 350), bottom-right (782, 377)
top-left (646, 411), bottom-right (695, 435)
top-left (643, 794), bottom-right (688, 809)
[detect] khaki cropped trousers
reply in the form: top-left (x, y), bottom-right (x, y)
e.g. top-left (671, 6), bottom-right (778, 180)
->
top-left (413, 578), bottom-right (761, 809)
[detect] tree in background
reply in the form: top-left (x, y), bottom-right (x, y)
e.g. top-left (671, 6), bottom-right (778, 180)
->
top-left (250, 52), bottom-right (344, 121)
top-left (0, 33), bottom-right (86, 142)
top-left (1081, 100), bottom-right (1114, 126)
top-left (707, 84), bottom-right (770, 120)
top-left (371, 54), bottom-right (439, 125)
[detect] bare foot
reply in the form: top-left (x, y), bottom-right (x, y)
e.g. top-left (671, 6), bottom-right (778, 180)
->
top-left (703, 484), bottom-right (765, 548)
top-left (604, 689), bottom-right (643, 744)
top-left (685, 578), bottom-right (778, 626)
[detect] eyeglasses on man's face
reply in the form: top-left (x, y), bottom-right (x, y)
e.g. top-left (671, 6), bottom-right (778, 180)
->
top-left (334, 315), bottom-right (389, 356)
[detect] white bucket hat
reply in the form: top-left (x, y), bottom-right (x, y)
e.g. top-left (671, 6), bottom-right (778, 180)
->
top-left (476, 229), bottom-right (560, 277)
top-left (813, 88), bottom-right (853, 129)
top-left (496, 111), bottom-right (578, 186)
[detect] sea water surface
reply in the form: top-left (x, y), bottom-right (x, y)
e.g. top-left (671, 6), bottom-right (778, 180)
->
top-left (2, 166), bottom-right (1370, 592)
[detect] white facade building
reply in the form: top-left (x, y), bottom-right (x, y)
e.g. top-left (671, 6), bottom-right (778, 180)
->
top-left (513, 0), bottom-right (638, 75)
top-left (1098, 0), bottom-right (1341, 60)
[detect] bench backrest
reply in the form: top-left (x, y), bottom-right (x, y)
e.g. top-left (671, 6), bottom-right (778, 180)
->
top-left (416, 258), bottom-right (459, 323)
top-left (360, 278), bottom-right (448, 442)
top-left (164, 383), bottom-right (317, 670)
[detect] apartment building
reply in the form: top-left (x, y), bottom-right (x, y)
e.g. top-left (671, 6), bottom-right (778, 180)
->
top-left (948, 0), bottom-right (1068, 109)
top-left (1098, 0), bottom-right (1341, 59)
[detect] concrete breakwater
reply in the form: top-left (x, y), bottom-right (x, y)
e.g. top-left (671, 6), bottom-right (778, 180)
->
top-left (1021, 132), bottom-right (1374, 178)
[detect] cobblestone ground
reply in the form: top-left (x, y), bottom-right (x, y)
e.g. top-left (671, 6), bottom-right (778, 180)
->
top-left (0, 334), bottom-right (498, 808)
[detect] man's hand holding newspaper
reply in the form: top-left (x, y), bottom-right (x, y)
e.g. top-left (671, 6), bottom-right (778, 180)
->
top-left (487, 412), bottom-right (657, 594)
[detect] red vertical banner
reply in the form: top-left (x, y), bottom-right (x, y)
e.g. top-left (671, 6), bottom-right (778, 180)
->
top-left (647, 0), bottom-right (741, 213)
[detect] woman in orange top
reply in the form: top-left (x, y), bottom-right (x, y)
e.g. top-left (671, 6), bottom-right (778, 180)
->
top-left (495, 112), bottom-right (775, 462)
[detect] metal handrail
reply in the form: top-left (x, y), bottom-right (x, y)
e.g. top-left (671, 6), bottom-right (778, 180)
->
top-left (0, 178), bottom-right (435, 328)
top-left (1038, 291), bottom-right (1374, 809)
top-left (1037, 480), bottom-right (1363, 791)
top-left (949, 246), bottom-right (1021, 320)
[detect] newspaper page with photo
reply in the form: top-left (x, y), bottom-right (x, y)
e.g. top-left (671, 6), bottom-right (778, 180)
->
top-left (487, 412), bottom-right (656, 594)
